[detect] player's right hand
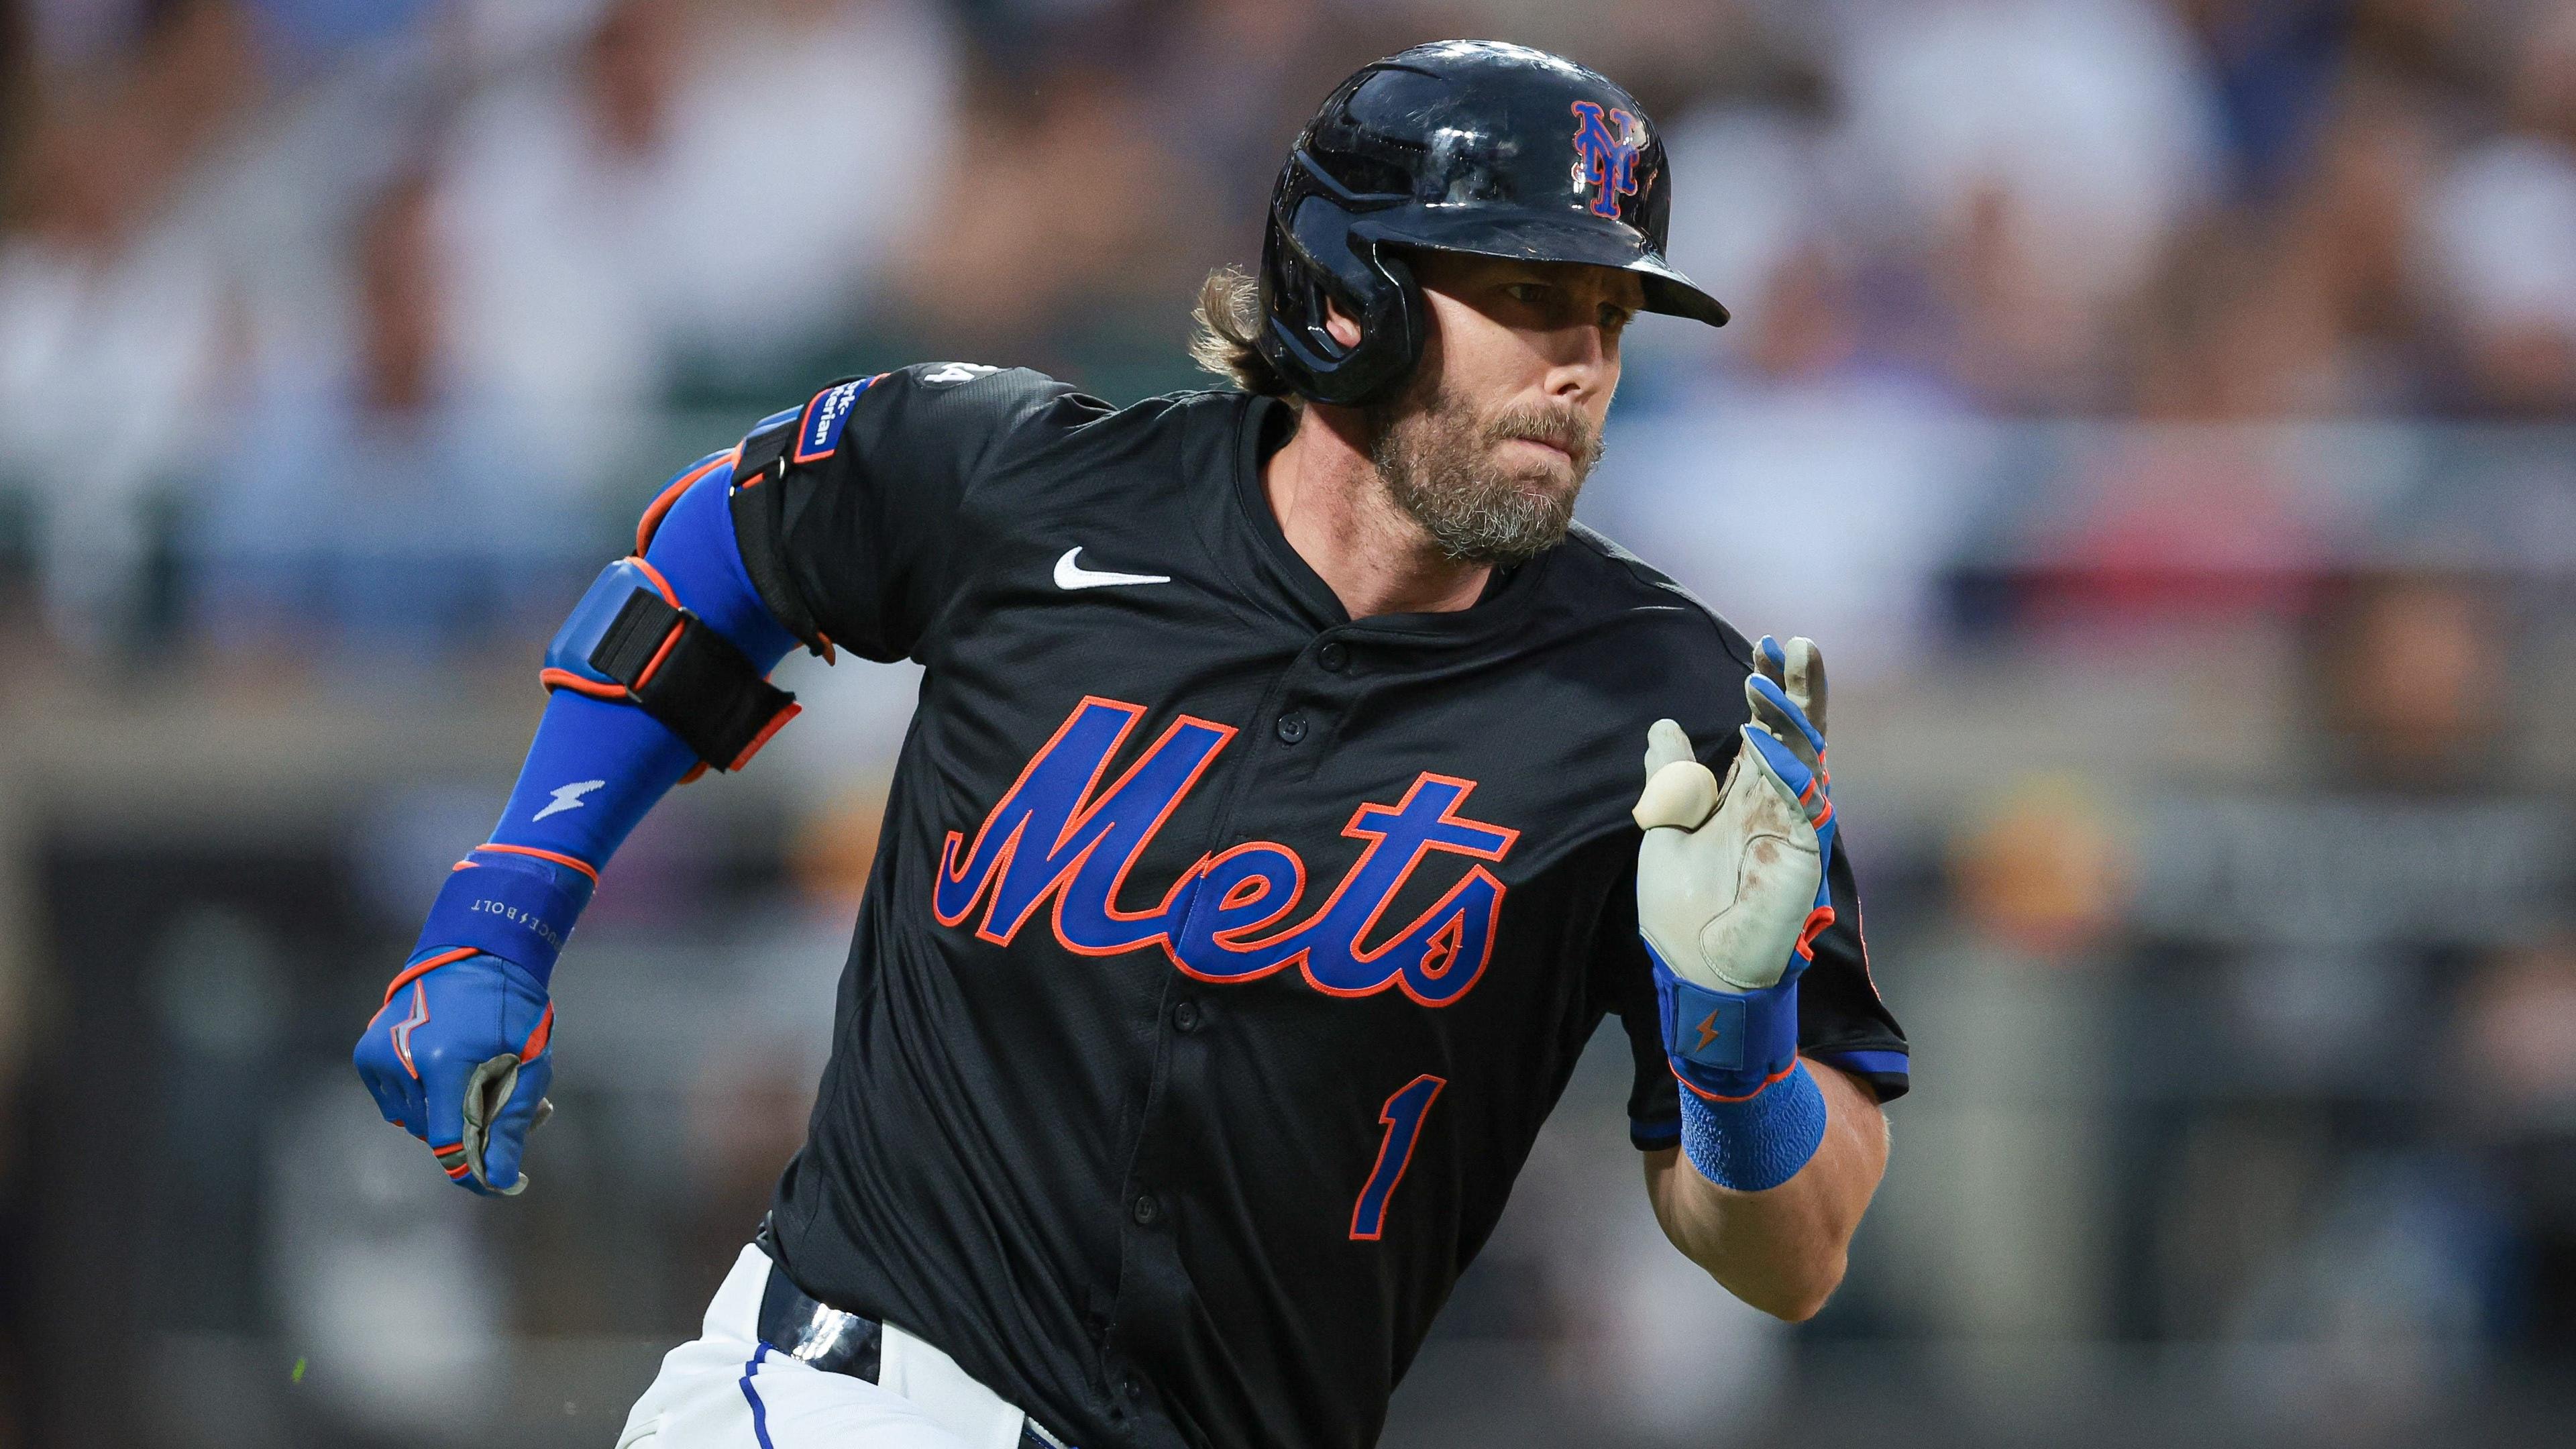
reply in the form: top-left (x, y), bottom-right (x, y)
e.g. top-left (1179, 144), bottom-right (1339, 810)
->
top-left (1633, 635), bottom-right (1837, 1103)
top-left (354, 949), bottom-right (556, 1196)
top-left (1633, 635), bottom-right (1835, 995)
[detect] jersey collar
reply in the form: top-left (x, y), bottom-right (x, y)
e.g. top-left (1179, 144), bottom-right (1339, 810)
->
top-left (1220, 393), bottom-right (1555, 643)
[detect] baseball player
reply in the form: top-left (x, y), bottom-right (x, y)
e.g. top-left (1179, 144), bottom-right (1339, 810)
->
top-left (356, 40), bottom-right (1906, 1449)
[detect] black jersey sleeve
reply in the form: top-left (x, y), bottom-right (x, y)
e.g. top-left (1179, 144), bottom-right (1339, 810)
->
top-left (1796, 833), bottom-right (1909, 1099)
top-left (731, 364), bottom-right (1105, 663)
top-left (1605, 822), bottom-right (1909, 1152)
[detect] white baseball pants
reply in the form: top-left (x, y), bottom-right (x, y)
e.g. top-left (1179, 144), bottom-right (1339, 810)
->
top-left (616, 1244), bottom-right (1052, 1449)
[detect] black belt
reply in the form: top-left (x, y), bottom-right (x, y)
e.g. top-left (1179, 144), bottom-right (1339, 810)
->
top-left (755, 1251), bottom-right (1069, 1449)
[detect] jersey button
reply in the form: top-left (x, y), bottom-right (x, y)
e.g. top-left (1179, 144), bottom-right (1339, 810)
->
top-left (1131, 1193), bottom-right (1161, 1226)
top-left (1275, 713), bottom-right (1308, 745)
top-left (1171, 1000), bottom-right (1202, 1033)
top-left (1122, 1374), bottom-right (1146, 1401)
top-left (1317, 640), bottom-right (1348, 672)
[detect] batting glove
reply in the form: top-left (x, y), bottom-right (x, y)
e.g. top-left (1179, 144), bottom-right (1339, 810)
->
top-left (354, 949), bottom-right (556, 1196)
top-left (1634, 635), bottom-right (1837, 1191)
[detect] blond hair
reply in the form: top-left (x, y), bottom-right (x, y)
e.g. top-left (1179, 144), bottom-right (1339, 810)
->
top-left (1188, 266), bottom-right (1297, 398)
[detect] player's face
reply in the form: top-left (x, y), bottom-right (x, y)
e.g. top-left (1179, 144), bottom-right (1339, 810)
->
top-left (1360, 252), bottom-right (1642, 566)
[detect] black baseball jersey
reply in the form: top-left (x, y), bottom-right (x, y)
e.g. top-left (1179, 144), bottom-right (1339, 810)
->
top-left (735, 364), bottom-right (1908, 1449)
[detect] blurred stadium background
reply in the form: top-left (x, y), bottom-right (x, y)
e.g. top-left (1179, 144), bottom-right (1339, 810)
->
top-left (3, 0), bottom-right (2575, 1444)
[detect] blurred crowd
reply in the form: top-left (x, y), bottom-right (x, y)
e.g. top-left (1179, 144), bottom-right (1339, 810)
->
top-left (3, 0), bottom-right (2576, 651)
top-left (5, 1), bottom-right (2576, 1447)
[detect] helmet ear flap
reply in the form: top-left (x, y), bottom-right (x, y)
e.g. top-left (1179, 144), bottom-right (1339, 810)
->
top-left (1371, 245), bottom-right (1420, 350)
top-left (1258, 152), bottom-right (1426, 407)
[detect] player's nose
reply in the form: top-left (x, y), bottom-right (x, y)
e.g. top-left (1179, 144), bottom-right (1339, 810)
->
top-left (1544, 323), bottom-right (1612, 404)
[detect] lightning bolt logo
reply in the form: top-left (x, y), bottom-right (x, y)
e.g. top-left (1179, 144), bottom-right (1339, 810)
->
top-left (533, 780), bottom-right (606, 822)
top-left (1694, 1009), bottom-right (1721, 1055)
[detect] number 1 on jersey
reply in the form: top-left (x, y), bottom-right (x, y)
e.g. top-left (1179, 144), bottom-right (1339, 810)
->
top-left (1350, 1074), bottom-right (1445, 1241)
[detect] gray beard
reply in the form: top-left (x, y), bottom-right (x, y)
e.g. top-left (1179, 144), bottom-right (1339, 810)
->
top-left (1364, 383), bottom-right (1602, 567)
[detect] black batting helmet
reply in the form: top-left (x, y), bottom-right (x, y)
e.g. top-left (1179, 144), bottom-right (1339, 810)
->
top-left (1256, 40), bottom-right (1728, 407)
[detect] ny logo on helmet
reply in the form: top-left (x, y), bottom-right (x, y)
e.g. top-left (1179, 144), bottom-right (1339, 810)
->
top-left (1569, 101), bottom-right (1642, 219)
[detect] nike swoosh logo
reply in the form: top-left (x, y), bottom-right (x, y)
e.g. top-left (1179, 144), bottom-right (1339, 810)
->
top-left (1053, 547), bottom-right (1171, 591)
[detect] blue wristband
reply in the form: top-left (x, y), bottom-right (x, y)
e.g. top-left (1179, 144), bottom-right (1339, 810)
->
top-left (413, 850), bottom-right (594, 982)
top-left (1677, 1061), bottom-right (1827, 1192)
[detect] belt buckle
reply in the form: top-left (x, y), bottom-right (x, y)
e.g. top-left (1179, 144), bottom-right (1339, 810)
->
top-left (756, 1258), bottom-right (882, 1380)
top-left (755, 1252), bottom-right (1075, 1448)
top-left (784, 1299), bottom-right (869, 1366)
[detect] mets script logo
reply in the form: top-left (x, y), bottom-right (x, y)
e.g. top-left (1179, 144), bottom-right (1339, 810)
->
top-left (933, 697), bottom-right (1518, 1006)
top-left (1570, 101), bottom-right (1642, 219)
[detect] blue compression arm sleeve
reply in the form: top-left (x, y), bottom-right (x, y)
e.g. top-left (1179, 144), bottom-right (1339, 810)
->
top-left (409, 456), bottom-right (801, 981)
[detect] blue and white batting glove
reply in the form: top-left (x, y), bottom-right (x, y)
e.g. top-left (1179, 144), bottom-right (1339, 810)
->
top-left (354, 949), bottom-right (556, 1196)
top-left (1634, 635), bottom-right (1837, 1192)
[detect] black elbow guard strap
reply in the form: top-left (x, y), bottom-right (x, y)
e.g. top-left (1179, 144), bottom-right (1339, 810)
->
top-left (543, 560), bottom-right (800, 771)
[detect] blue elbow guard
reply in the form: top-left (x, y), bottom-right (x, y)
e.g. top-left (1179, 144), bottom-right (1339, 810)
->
top-left (423, 430), bottom-right (828, 980)
top-left (541, 531), bottom-right (800, 773)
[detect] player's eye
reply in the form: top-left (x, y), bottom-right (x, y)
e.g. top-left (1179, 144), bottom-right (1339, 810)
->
top-left (1599, 303), bottom-right (1635, 333)
top-left (1502, 282), bottom-right (1552, 307)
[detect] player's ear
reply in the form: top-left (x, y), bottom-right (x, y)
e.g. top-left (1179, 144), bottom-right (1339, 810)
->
top-left (1322, 295), bottom-right (1362, 350)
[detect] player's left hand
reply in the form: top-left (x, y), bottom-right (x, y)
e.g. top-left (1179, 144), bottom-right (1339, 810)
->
top-left (1633, 635), bottom-right (1837, 1099)
top-left (354, 950), bottom-right (557, 1196)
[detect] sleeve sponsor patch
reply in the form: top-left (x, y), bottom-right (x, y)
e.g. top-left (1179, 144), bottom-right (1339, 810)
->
top-left (793, 375), bottom-right (881, 464)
